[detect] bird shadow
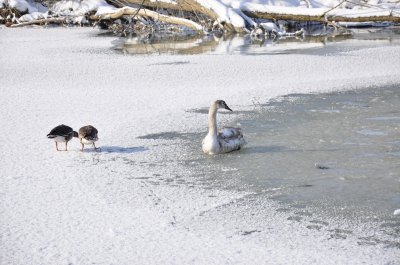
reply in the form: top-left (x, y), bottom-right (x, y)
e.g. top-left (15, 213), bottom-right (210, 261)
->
top-left (83, 146), bottom-right (148, 154)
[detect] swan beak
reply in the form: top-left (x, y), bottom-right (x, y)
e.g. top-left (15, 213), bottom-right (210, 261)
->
top-left (225, 105), bottom-right (233, 111)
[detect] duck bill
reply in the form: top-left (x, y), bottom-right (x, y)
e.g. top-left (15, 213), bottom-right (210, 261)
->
top-left (225, 105), bottom-right (233, 111)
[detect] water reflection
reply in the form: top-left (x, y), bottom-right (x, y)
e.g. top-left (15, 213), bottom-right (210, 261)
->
top-left (112, 27), bottom-right (400, 55)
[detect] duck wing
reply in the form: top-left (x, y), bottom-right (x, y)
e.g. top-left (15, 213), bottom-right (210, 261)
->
top-left (79, 125), bottom-right (98, 140)
top-left (47, 124), bottom-right (73, 138)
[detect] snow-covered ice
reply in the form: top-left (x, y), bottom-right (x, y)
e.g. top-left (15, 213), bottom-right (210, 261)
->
top-left (1, 27), bottom-right (400, 264)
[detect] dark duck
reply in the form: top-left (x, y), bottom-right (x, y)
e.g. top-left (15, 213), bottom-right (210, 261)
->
top-left (47, 124), bottom-right (78, 151)
top-left (78, 125), bottom-right (99, 152)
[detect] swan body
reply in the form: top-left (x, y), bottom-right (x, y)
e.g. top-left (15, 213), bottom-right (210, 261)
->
top-left (202, 100), bottom-right (246, 155)
top-left (78, 125), bottom-right (99, 151)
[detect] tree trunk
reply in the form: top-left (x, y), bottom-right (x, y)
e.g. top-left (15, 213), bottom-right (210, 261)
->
top-left (117, 0), bottom-right (218, 20)
top-left (91, 6), bottom-right (203, 31)
top-left (10, 17), bottom-right (66, 27)
top-left (121, 0), bottom-right (243, 31)
top-left (242, 7), bottom-right (400, 23)
top-left (123, 1), bottom-right (400, 28)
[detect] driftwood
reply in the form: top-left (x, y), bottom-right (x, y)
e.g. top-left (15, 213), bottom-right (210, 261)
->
top-left (91, 6), bottom-right (203, 31)
top-left (119, 0), bottom-right (219, 21)
top-left (6, 0), bottom-right (400, 31)
top-left (242, 7), bottom-right (400, 23)
top-left (119, 0), bottom-right (239, 31)
top-left (10, 17), bottom-right (66, 27)
top-left (118, 0), bottom-right (400, 31)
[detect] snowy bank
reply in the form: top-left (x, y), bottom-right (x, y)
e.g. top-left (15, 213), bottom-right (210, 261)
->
top-left (3, 0), bottom-right (400, 31)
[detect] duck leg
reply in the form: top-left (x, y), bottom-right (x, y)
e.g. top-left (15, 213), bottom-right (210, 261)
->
top-left (93, 143), bottom-right (100, 152)
top-left (81, 143), bottom-right (84, 152)
top-left (55, 142), bottom-right (59, 151)
top-left (65, 141), bottom-right (68, 151)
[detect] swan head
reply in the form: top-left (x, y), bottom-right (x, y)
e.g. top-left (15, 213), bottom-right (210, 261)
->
top-left (215, 100), bottom-right (232, 111)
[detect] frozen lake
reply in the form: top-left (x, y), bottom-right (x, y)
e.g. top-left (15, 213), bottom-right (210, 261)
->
top-left (138, 84), bottom-right (400, 249)
top-left (1, 27), bottom-right (400, 264)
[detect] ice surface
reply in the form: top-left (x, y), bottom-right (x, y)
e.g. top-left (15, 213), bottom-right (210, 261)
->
top-left (1, 27), bottom-right (400, 264)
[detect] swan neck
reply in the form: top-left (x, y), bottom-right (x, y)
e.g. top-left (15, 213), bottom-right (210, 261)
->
top-left (208, 104), bottom-right (218, 135)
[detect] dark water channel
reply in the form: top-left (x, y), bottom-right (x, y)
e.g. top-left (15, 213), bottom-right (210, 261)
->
top-left (112, 26), bottom-right (400, 55)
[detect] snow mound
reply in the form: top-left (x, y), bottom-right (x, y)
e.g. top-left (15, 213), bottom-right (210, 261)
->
top-left (3, 0), bottom-right (46, 13)
top-left (51, 0), bottom-right (112, 16)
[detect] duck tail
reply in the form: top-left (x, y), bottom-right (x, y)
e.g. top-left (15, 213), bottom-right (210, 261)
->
top-left (47, 134), bottom-right (56, 139)
top-left (73, 131), bottom-right (79, 138)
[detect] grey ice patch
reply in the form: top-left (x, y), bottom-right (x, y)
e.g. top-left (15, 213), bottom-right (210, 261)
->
top-left (367, 116), bottom-right (400, 121)
top-left (309, 109), bottom-right (341, 114)
top-left (315, 163), bottom-right (330, 170)
top-left (241, 230), bottom-right (261, 236)
top-left (148, 61), bottom-right (191, 66)
top-left (307, 225), bottom-right (322, 231)
top-left (101, 146), bottom-right (148, 153)
top-left (357, 129), bottom-right (386, 136)
top-left (137, 131), bottom-right (201, 140)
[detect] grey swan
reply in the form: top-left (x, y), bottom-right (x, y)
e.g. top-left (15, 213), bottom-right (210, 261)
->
top-left (202, 100), bottom-right (246, 154)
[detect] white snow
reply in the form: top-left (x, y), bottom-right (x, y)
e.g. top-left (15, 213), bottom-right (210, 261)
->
top-left (18, 11), bottom-right (46, 22)
top-left (197, 0), bottom-right (246, 28)
top-left (52, 0), bottom-right (112, 16)
top-left (95, 5), bottom-right (117, 16)
top-left (1, 27), bottom-right (400, 264)
top-left (8, 0), bottom-right (30, 12)
top-left (4, 0), bottom-right (47, 13)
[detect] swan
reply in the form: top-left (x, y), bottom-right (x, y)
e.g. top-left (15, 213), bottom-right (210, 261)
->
top-left (78, 125), bottom-right (99, 151)
top-left (47, 124), bottom-right (78, 151)
top-left (202, 100), bottom-right (246, 155)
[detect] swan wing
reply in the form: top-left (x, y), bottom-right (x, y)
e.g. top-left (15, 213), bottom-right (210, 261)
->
top-left (218, 127), bottom-right (242, 139)
top-left (218, 128), bottom-right (247, 153)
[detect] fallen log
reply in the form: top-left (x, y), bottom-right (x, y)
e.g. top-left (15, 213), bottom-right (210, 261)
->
top-left (120, 0), bottom-right (244, 32)
top-left (10, 17), bottom-right (66, 27)
top-left (91, 6), bottom-right (203, 31)
top-left (241, 5), bottom-right (400, 23)
top-left (244, 10), bottom-right (400, 23)
top-left (120, 1), bottom-right (400, 31)
top-left (118, 0), bottom-right (219, 21)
